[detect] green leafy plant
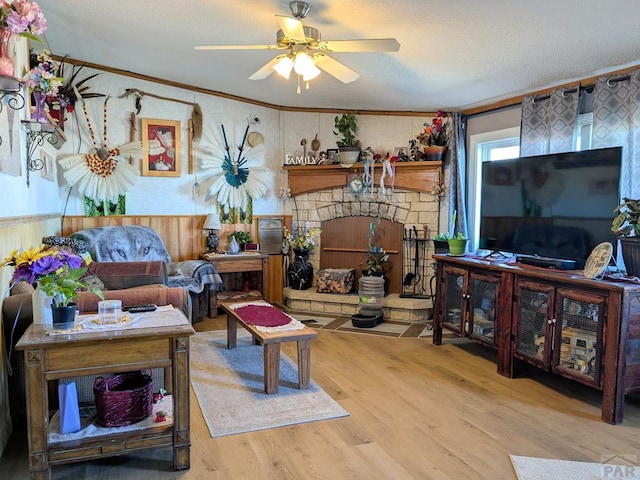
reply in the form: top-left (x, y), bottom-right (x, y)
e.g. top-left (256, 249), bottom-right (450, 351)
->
top-left (228, 231), bottom-right (252, 245)
top-left (612, 198), bottom-right (640, 237)
top-left (333, 113), bottom-right (361, 148)
top-left (433, 232), bottom-right (452, 241)
top-left (363, 246), bottom-right (389, 276)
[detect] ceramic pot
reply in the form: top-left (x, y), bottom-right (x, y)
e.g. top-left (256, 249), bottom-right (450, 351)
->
top-left (229, 236), bottom-right (240, 253)
top-left (447, 238), bottom-right (468, 256)
top-left (433, 239), bottom-right (450, 254)
top-left (51, 303), bottom-right (77, 329)
top-left (338, 147), bottom-right (361, 164)
top-left (288, 248), bottom-right (313, 290)
top-left (423, 146), bottom-right (448, 161)
top-left (0, 28), bottom-right (14, 76)
top-left (620, 237), bottom-right (640, 277)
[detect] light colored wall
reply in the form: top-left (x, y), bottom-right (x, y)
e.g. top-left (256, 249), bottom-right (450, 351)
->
top-left (0, 216), bottom-right (60, 455)
top-left (467, 105), bottom-right (520, 138)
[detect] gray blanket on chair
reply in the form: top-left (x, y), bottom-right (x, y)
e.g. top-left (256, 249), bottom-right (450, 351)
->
top-left (166, 260), bottom-right (222, 293)
top-left (72, 225), bottom-right (222, 293)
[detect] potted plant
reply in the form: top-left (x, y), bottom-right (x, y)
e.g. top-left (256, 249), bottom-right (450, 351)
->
top-left (227, 231), bottom-right (252, 252)
top-left (612, 197), bottom-right (640, 277)
top-left (433, 232), bottom-right (452, 254)
top-left (333, 113), bottom-right (361, 164)
top-left (1, 245), bottom-right (104, 327)
top-left (363, 246), bottom-right (389, 277)
top-left (417, 110), bottom-right (451, 160)
top-left (447, 232), bottom-right (468, 256)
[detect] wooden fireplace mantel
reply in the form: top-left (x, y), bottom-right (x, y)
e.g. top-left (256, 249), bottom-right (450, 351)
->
top-left (283, 161), bottom-right (443, 196)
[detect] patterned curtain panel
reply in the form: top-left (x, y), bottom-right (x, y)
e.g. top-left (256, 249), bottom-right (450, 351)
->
top-left (448, 113), bottom-right (468, 239)
top-left (520, 85), bottom-right (580, 157)
top-left (592, 69), bottom-right (640, 198)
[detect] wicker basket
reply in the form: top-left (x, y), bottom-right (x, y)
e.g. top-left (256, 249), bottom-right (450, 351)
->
top-left (93, 371), bottom-right (153, 427)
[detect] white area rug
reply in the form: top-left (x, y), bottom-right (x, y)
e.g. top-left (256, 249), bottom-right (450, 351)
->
top-left (510, 455), bottom-right (639, 480)
top-left (190, 331), bottom-right (349, 437)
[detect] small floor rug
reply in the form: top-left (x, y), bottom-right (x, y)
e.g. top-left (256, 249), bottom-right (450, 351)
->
top-left (510, 455), bottom-right (639, 480)
top-left (190, 331), bottom-right (349, 437)
top-left (284, 311), bottom-right (434, 338)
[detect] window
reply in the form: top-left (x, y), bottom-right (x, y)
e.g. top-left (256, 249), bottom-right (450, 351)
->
top-left (467, 127), bottom-right (520, 251)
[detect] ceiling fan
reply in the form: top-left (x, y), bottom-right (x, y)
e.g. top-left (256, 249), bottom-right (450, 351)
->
top-left (194, 1), bottom-right (400, 91)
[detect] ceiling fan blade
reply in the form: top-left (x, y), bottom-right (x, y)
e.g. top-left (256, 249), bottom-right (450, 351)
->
top-left (194, 44), bottom-right (281, 51)
top-left (248, 56), bottom-right (282, 80)
top-left (313, 54), bottom-right (359, 83)
top-left (276, 15), bottom-right (306, 43)
top-left (318, 38), bottom-right (401, 53)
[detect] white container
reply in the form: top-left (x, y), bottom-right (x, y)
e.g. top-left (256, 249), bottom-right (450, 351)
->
top-left (98, 300), bottom-right (122, 323)
top-left (32, 282), bottom-right (53, 325)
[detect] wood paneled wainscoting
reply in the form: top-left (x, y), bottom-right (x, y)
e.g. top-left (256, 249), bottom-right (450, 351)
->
top-left (62, 215), bottom-right (210, 262)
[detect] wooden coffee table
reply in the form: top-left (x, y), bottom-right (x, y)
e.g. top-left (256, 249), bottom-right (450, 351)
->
top-left (220, 300), bottom-right (318, 394)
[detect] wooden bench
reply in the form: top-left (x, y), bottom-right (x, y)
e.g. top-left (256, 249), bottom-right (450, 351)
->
top-left (220, 300), bottom-right (318, 394)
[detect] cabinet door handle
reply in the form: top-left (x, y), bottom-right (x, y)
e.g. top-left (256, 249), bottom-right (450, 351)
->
top-left (547, 319), bottom-right (553, 324)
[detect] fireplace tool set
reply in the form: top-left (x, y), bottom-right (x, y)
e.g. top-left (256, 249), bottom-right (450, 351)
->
top-left (400, 225), bottom-right (432, 299)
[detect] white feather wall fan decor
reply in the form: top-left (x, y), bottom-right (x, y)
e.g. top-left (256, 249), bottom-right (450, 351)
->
top-left (200, 124), bottom-right (270, 212)
top-left (58, 96), bottom-right (141, 203)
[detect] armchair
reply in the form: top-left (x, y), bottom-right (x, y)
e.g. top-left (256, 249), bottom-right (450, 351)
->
top-left (71, 225), bottom-right (222, 322)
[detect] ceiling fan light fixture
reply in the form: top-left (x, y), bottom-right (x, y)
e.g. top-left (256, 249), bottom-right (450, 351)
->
top-left (293, 51), bottom-right (315, 76)
top-left (273, 55), bottom-right (294, 79)
top-left (302, 63), bottom-right (321, 81)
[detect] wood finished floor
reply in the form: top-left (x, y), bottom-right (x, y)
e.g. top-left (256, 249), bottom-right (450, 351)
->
top-left (2, 315), bottom-right (640, 479)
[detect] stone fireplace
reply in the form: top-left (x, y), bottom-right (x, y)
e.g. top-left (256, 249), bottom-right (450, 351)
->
top-left (281, 161), bottom-right (444, 320)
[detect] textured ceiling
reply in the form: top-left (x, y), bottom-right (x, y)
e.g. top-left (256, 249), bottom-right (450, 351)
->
top-left (36, 0), bottom-right (640, 112)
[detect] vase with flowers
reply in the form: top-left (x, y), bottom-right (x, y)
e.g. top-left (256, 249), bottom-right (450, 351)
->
top-left (1, 245), bottom-right (103, 327)
top-left (284, 222), bottom-right (322, 290)
top-left (0, 0), bottom-right (47, 76)
top-left (417, 110), bottom-right (452, 160)
top-left (22, 49), bottom-right (63, 123)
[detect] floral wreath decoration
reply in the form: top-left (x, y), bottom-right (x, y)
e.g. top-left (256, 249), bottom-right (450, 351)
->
top-left (58, 93), bottom-right (141, 203)
top-left (201, 124), bottom-right (270, 211)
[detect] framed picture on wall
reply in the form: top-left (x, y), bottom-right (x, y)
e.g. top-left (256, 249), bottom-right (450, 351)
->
top-left (141, 118), bottom-right (181, 177)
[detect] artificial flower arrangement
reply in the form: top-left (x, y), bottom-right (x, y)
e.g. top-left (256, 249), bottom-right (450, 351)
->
top-left (417, 110), bottom-right (452, 147)
top-left (22, 49), bottom-right (63, 95)
top-left (363, 246), bottom-right (389, 276)
top-left (284, 222), bottom-right (322, 252)
top-left (0, 0), bottom-right (47, 40)
top-left (1, 245), bottom-right (103, 306)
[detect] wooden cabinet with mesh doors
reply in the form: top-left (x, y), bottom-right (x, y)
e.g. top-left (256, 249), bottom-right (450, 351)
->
top-left (434, 262), bottom-right (512, 376)
top-left (433, 254), bottom-right (640, 425)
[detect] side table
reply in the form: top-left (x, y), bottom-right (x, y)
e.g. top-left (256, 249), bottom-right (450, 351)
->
top-left (201, 252), bottom-right (269, 315)
top-left (16, 316), bottom-right (194, 479)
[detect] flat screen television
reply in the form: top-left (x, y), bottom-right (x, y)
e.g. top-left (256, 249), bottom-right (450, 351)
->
top-left (478, 146), bottom-right (622, 268)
